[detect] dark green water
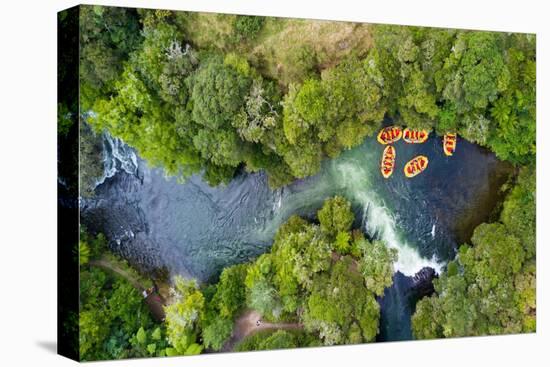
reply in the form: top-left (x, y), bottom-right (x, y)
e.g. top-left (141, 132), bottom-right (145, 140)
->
top-left (81, 130), bottom-right (511, 341)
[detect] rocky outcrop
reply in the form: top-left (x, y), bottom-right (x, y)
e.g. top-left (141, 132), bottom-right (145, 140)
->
top-left (411, 267), bottom-right (438, 298)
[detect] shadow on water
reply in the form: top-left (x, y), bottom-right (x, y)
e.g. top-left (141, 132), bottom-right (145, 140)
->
top-left (377, 272), bottom-right (415, 342)
top-left (81, 128), bottom-right (513, 341)
top-left (377, 268), bottom-right (438, 341)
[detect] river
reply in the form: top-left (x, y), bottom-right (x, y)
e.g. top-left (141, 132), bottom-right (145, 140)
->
top-left (81, 128), bottom-right (511, 341)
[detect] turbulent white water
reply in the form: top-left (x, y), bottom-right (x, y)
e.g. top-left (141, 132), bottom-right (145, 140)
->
top-left (85, 128), bottom-right (508, 282)
top-left (335, 161), bottom-right (443, 275)
top-left (94, 133), bottom-right (139, 187)
top-left (83, 128), bottom-right (510, 341)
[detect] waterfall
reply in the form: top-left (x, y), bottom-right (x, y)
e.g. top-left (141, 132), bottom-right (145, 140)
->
top-left (82, 128), bottom-right (506, 282)
top-left (358, 192), bottom-right (442, 275)
top-left (335, 161), bottom-right (443, 276)
top-left (94, 132), bottom-right (139, 188)
top-left (81, 127), bottom-right (510, 341)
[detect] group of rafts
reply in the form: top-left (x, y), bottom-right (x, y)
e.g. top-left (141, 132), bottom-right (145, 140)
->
top-left (377, 126), bottom-right (457, 178)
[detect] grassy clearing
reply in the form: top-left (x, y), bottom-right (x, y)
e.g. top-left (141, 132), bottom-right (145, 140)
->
top-left (251, 18), bottom-right (372, 86)
top-left (179, 12), bottom-right (236, 51)
top-left (180, 12), bottom-right (373, 87)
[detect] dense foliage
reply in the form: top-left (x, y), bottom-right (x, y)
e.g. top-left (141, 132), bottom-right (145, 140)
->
top-left (78, 233), bottom-right (164, 361)
top-left (82, 7), bottom-right (535, 189)
top-left (79, 5), bottom-right (142, 110)
top-left (161, 196), bottom-right (397, 353)
top-left (76, 6), bottom-right (536, 358)
top-left (235, 329), bottom-right (320, 352)
top-left (87, 13), bottom-right (294, 187)
top-left (163, 278), bottom-right (205, 355)
top-left (233, 15), bottom-right (265, 42)
top-left (371, 26), bottom-right (536, 164)
top-left (243, 196), bottom-right (396, 345)
top-left (412, 166), bottom-right (536, 338)
top-left (280, 55), bottom-right (387, 176)
top-left (302, 257), bottom-right (380, 344)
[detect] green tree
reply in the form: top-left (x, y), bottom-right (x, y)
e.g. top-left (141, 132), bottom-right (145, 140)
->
top-left (274, 225), bottom-right (332, 291)
top-left (501, 166), bottom-right (536, 258)
top-left (317, 196), bottom-right (355, 239)
top-left (212, 264), bottom-right (248, 319)
top-left (108, 280), bottom-right (150, 335)
top-left (412, 168), bottom-right (536, 339)
top-left (411, 295), bottom-right (443, 339)
top-left (487, 43), bottom-right (535, 164)
top-left (79, 121), bottom-right (104, 197)
top-left (281, 45), bottom-right (319, 85)
top-left (78, 265), bottom-right (155, 361)
top-left (413, 224), bottom-right (529, 339)
top-left (79, 5), bottom-right (142, 109)
top-left (372, 26), bottom-right (455, 129)
top-left (164, 277), bottom-right (205, 355)
top-left (334, 231), bottom-right (352, 255)
top-left (79, 308), bottom-right (111, 358)
top-left (235, 329), bottom-right (319, 351)
top-left (233, 79), bottom-right (280, 144)
top-left (91, 66), bottom-right (202, 178)
top-left (256, 330), bottom-right (296, 349)
top-left (247, 279), bottom-right (282, 318)
top-left (359, 240), bottom-right (398, 296)
top-left (370, 26), bottom-right (535, 164)
top-left (130, 326), bottom-right (169, 358)
top-left (281, 55), bottom-right (386, 177)
top-left (79, 241), bottom-right (91, 266)
top-left (190, 57), bottom-right (251, 130)
top-left (302, 258), bottom-right (380, 345)
top-left (233, 15), bottom-right (265, 41)
top-left (131, 22), bottom-right (197, 105)
top-left (322, 55), bottom-right (386, 149)
top-left (202, 317), bottom-right (233, 351)
top-left (245, 254), bottom-right (283, 319)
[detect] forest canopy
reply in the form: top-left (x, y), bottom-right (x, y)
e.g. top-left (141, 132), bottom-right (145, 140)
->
top-left (412, 165), bottom-right (536, 339)
top-left (73, 5), bottom-right (536, 360)
top-left (79, 195), bottom-right (398, 360)
top-left (161, 196), bottom-right (397, 352)
top-left (81, 7), bottom-right (536, 188)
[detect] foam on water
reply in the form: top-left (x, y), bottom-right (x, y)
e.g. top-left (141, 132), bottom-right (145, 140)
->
top-left (94, 133), bottom-right (139, 187)
top-left (84, 128), bottom-right (511, 341)
top-left (335, 161), bottom-right (443, 275)
top-left (86, 130), bottom-right (508, 281)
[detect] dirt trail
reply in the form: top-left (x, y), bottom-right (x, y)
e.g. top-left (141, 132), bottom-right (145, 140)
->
top-left (89, 258), bottom-right (145, 290)
top-left (88, 258), bottom-right (166, 321)
top-left (222, 310), bottom-right (303, 352)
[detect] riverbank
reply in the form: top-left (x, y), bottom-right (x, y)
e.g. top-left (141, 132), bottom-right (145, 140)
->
top-left (82, 128), bottom-right (514, 343)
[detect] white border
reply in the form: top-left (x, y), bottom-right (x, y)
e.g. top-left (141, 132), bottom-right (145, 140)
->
top-left (0, 1), bottom-right (547, 366)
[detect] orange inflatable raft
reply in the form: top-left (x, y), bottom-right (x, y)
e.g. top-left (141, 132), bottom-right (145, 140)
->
top-left (380, 145), bottom-right (396, 178)
top-left (403, 128), bottom-right (429, 144)
top-left (443, 133), bottom-right (457, 156)
top-left (404, 155), bottom-right (429, 178)
top-left (377, 126), bottom-right (402, 145)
